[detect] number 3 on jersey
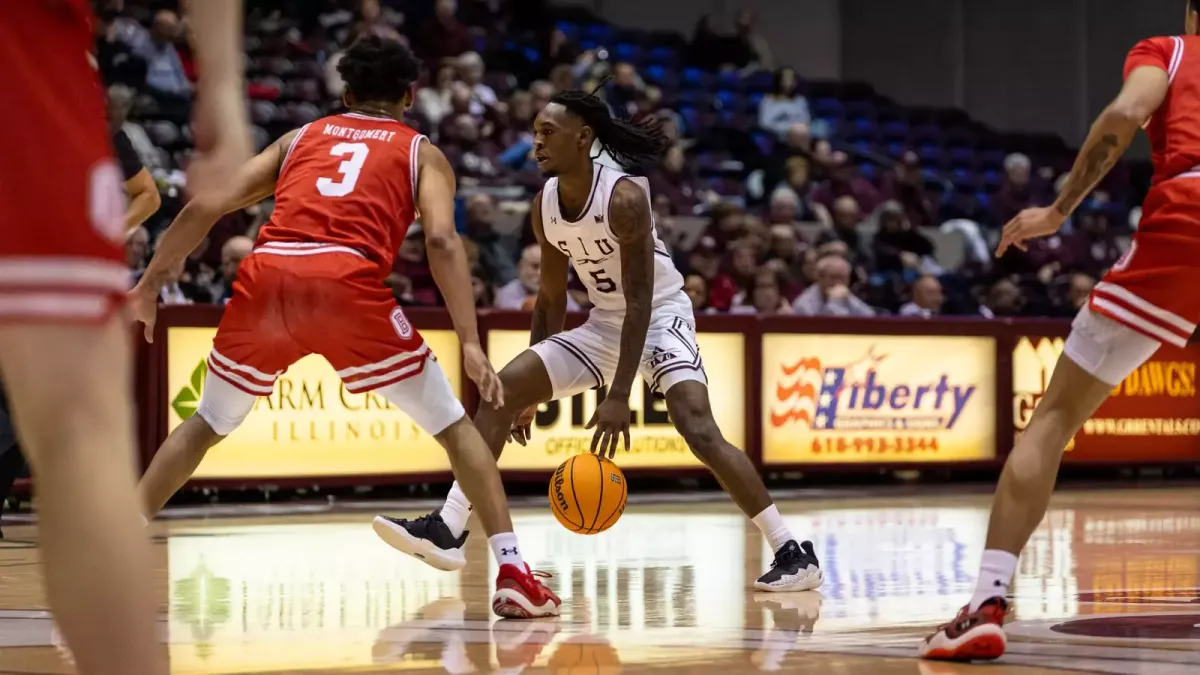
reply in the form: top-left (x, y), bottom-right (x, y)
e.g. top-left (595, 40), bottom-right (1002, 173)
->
top-left (316, 142), bottom-right (369, 197)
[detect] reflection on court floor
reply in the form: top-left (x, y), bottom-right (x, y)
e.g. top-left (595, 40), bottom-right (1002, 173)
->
top-left (3, 489), bottom-right (1200, 673)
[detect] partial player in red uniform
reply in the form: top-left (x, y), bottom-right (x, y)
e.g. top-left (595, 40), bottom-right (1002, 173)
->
top-left (129, 36), bottom-right (560, 619)
top-left (0, 2), bottom-right (249, 673)
top-left (921, 0), bottom-right (1200, 662)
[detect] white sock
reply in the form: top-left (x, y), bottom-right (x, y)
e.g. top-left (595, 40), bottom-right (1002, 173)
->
top-left (440, 482), bottom-right (473, 538)
top-left (489, 532), bottom-right (525, 569)
top-left (751, 504), bottom-right (794, 553)
top-left (969, 549), bottom-right (1018, 611)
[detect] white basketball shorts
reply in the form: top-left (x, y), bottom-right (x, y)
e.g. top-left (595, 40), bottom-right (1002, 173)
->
top-left (1065, 304), bottom-right (1162, 386)
top-left (529, 311), bottom-right (707, 399)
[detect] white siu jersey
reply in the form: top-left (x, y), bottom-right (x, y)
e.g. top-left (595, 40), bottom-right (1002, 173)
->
top-left (540, 163), bottom-right (687, 323)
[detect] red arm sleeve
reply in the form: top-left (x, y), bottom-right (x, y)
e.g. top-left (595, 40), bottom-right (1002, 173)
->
top-left (1124, 37), bottom-right (1176, 80)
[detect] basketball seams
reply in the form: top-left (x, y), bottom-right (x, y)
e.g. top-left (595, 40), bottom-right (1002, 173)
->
top-left (594, 458), bottom-right (626, 534)
top-left (590, 453), bottom-right (606, 532)
top-left (569, 454), bottom-right (586, 530)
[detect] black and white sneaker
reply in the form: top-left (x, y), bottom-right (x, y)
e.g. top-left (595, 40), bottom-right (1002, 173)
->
top-left (372, 509), bottom-right (468, 571)
top-left (754, 540), bottom-right (824, 592)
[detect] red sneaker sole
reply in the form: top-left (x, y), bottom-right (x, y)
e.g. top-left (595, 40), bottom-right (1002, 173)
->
top-left (923, 633), bottom-right (1006, 661)
top-left (493, 597), bottom-right (534, 619)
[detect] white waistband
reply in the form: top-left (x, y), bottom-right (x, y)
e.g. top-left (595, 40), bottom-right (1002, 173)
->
top-left (253, 243), bottom-right (365, 259)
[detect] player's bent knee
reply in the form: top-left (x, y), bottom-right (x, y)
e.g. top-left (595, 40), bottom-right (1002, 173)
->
top-left (1065, 305), bottom-right (1160, 387)
top-left (196, 370), bottom-right (259, 436)
top-left (372, 358), bottom-right (466, 436)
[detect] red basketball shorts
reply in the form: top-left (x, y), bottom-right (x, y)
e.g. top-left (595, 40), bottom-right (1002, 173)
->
top-left (1089, 179), bottom-right (1200, 348)
top-left (199, 245), bottom-right (465, 436)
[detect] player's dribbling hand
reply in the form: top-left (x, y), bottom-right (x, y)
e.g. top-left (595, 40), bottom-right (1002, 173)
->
top-left (586, 397), bottom-right (631, 460)
top-left (996, 206), bottom-right (1066, 257)
top-left (463, 342), bottom-right (505, 410)
top-left (510, 405), bottom-right (536, 446)
top-left (127, 286), bottom-right (159, 343)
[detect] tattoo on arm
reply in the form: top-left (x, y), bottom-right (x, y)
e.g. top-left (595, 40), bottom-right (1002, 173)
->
top-left (1056, 133), bottom-right (1120, 216)
top-left (608, 181), bottom-right (654, 399)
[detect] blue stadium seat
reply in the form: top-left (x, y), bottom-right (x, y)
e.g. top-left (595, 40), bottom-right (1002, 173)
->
top-left (614, 43), bottom-right (641, 61)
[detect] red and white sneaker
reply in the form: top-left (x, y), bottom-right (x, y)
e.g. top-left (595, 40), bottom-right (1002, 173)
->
top-left (919, 597), bottom-right (1009, 661)
top-left (492, 564), bottom-right (561, 619)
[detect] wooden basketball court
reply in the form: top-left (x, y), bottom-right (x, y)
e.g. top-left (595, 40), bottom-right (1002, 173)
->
top-left (2, 487), bottom-right (1199, 674)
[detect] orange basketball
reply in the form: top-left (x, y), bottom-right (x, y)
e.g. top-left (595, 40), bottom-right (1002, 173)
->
top-left (548, 454), bottom-right (627, 534)
top-left (548, 636), bottom-right (621, 675)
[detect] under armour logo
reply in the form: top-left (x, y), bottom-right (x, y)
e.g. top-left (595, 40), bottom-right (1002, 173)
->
top-left (594, 214), bottom-right (604, 223)
top-left (501, 547), bottom-right (519, 555)
top-left (551, 217), bottom-right (557, 224)
top-left (468, 505), bottom-right (474, 512)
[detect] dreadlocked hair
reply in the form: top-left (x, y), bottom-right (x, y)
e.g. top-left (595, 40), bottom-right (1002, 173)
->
top-left (550, 89), bottom-right (671, 172)
top-left (337, 35), bottom-right (421, 104)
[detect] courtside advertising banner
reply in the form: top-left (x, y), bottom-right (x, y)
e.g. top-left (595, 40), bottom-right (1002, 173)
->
top-left (1013, 335), bottom-right (1200, 462)
top-left (486, 329), bottom-right (747, 470)
top-left (761, 334), bottom-right (996, 464)
top-left (165, 327), bottom-right (462, 478)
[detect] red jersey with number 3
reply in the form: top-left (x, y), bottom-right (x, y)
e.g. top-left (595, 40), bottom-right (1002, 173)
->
top-left (257, 112), bottom-right (425, 276)
top-left (1088, 36), bottom-right (1200, 347)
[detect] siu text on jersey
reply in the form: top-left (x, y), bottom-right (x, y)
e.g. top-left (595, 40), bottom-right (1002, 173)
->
top-left (321, 124), bottom-right (397, 143)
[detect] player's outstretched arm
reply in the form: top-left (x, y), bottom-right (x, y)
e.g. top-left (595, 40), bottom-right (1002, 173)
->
top-left (997, 65), bottom-right (1167, 256)
top-left (529, 189), bottom-right (570, 347)
top-left (135, 130), bottom-right (295, 295)
top-left (586, 180), bottom-right (653, 458)
top-left (1054, 66), bottom-right (1168, 218)
top-left (418, 142), bottom-right (503, 407)
top-left (184, 0), bottom-right (252, 204)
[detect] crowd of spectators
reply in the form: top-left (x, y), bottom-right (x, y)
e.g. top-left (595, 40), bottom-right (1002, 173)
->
top-left (108, 0), bottom-right (1137, 321)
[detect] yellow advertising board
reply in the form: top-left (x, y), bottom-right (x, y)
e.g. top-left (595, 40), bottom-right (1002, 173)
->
top-left (761, 334), bottom-right (996, 464)
top-left (486, 329), bottom-right (746, 470)
top-left (165, 327), bottom-right (461, 478)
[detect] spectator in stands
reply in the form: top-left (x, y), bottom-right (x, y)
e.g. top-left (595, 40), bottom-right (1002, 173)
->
top-left (392, 228), bottom-right (438, 306)
top-left (761, 122), bottom-right (812, 198)
top-left (767, 186), bottom-right (807, 230)
top-left (880, 151), bottom-right (937, 227)
top-left (684, 274), bottom-right (716, 314)
top-left (648, 146), bottom-right (699, 216)
top-left (608, 62), bottom-right (644, 117)
top-left (708, 202), bottom-right (747, 248)
top-left (126, 226), bottom-right (150, 275)
top-left (899, 275), bottom-right (944, 318)
top-left (733, 8), bottom-right (774, 70)
top-left (415, 63), bottom-right (460, 132)
top-left (543, 27), bottom-right (582, 76)
top-left (767, 224), bottom-right (808, 294)
top-left (712, 241), bottom-right (759, 310)
top-left (417, 0), bottom-right (472, 61)
top-left (812, 152), bottom-right (881, 214)
top-left (93, 4), bottom-right (147, 87)
top-left (354, 0), bottom-right (403, 42)
top-left (979, 278), bottom-right (1026, 318)
top-left (530, 79), bottom-right (556, 111)
top-left (458, 52), bottom-right (499, 116)
top-left (685, 237), bottom-right (737, 311)
top-left (135, 10), bottom-right (192, 109)
top-left (759, 67), bottom-right (810, 140)
top-left (442, 113), bottom-right (502, 184)
top-left (819, 195), bottom-right (868, 259)
top-left (107, 85), bottom-right (162, 233)
top-left (466, 194), bottom-right (519, 285)
top-left (992, 153), bottom-right (1039, 226)
top-left (792, 255), bottom-right (874, 317)
top-left (213, 236), bottom-right (254, 305)
top-left (872, 202), bottom-right (935, 275)
top-left (732, 267), bottom-right (793, 315)
top-left (1061, 206), bottom-right (1123, 279)
top-left (494, 244), bottom-right (581, 311)
top-left (1062, 272), bottom-right (1096, 317)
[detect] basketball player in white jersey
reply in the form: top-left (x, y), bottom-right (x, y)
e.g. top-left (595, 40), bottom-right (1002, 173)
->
top-left (375, 88), bottom-right (823, 592)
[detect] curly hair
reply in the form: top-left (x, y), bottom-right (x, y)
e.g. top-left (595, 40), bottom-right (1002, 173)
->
top-left (336, 35), bottom-right (421, 104)
top-left (550, 88), bottom-right (670, 172)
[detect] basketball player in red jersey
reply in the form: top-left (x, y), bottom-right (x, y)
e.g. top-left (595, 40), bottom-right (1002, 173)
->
top-left (128, 35), bottom-right (560, 619)
top-left (0, 2), bottom-right (249, 673)
top-left (921, 1), bottom-right (1200, 661)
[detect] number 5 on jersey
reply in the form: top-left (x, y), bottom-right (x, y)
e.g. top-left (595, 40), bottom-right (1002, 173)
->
top-left (316, 142), bottom-right (370, 197)
top-left (590, 269), bottom-right (617, 293)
